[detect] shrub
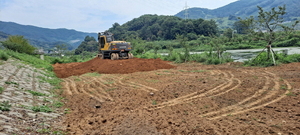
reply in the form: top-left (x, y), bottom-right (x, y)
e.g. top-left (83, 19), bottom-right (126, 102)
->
top-left (244, 52), bottom-right (300, 67)
top-left (244, 52), bottom-right (276, 67)
top-left (0, 51), bottom-right (9, 61)
top-left (274, 38), bottom-right (300, 47)
top-left (136, 52), bottom-right (161, 59)
top-left (1, 35), bottom-right (36, 54)
top-left (205, 57), bottom-right (221, 65)
top-left (190, 53), bottom-right (207, 63)
top-left (51, 58), bottom-right (64, 64)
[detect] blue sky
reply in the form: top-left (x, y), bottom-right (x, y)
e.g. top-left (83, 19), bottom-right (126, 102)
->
top-left (0, 0), bottom-right (238, 33)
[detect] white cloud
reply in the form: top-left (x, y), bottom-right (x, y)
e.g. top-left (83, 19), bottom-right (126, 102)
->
top-left (0, 0), bottom-right (238, 32)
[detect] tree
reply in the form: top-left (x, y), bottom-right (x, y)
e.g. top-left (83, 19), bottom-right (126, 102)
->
top-left (233, 20), bottom-right (248, 34)
top-left (55, 44), bottom-right (67, 57)
top-left (75, 36), bottom-right (98, 55)
top-left (176, 34), bottom-right (189, 62)
top-left (239, 5), bottom-right (299, 65)
top-left (209, 36), bottom-right (226, 59)
top-left (197, 20), bottom-right (218, 36)
top-left (152, 44), bottom-right (161, 54)
top-left (1, 35), bottom-right (35, 54)
top-left (223, 28), bottom-right (234, 39)
top-left (128, 37), bottom-right (146, 55)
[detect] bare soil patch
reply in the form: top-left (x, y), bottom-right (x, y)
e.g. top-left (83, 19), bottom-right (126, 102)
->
top-left (53, 58), bottom-right (175, 78)
top-left (53, 58), bottom-right (300, 134)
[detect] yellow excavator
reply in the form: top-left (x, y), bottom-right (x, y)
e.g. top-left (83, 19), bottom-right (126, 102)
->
top-left (96, 31), bottom-right (133, 60)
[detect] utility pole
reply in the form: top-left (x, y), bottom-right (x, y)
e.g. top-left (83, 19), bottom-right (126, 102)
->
top-left (184, 1), bottom-right (189, 20)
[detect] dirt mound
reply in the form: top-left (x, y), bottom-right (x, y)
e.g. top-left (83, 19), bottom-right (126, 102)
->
top-left (53, 58), bottom-right (175, 78)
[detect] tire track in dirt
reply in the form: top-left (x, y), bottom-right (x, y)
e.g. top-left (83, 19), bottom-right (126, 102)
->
top-left (62, 78), bottom-right (78, 95)
top-left (146, 70), bottom-right (236, 110)
top-left (93, 78), bottom-right (115, 101)
top-left (80, 77), bottom-right (114, 101)
top-left (63, 75), bottom-right (124, 102)
top-left (128, 82), bottom-right (159, 92)
top-left (205, 71), bottom-right (292, 120)
top-left (61, 79), bottom-right (72, 95)
top-left (107, 75), bottom-right (159, 93)
top-left (63, 77), bottom-right (105, 102)
top-left (202, 70), bottom-right (271, 118)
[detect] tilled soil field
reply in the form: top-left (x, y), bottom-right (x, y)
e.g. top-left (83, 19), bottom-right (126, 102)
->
top-left (52, 58), bottom-right (300, 135)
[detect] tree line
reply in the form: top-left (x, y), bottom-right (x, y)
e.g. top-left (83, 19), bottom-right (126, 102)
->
top-left (108, 14), bottom-right (218, 41)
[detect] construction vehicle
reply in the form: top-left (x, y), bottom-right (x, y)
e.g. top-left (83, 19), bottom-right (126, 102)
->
top-left (96, 31), bottom-right (133, 60)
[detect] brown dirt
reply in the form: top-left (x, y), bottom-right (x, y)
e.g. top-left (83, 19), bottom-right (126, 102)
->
top-left (53, 58), bottom-right (175, 78)
top-left (53, 58), bottom-right (300, 135)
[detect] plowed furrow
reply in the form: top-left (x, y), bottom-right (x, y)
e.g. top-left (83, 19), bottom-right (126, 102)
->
top-left (81, 77), bottom-right (114, 101)
top-left (109, 75), bottom-right (157, 92)
top-left (101, 75), bottom-right (134, 90)
top-left (212, 78), bottom-right (241, 97)
top-left (207, 71), bottom-right (292, 120)
top-left (61, 79), bottom-right (73, 95)
top-left (96, 76), bottom-right (115, 88)
top-left (203, 74), bottom-right (270, 118)
top-left (64, 78), bottom-right (80, 94)
top-left (128, 82), bottom-right (159, 92)
top-left (147, 71), bottom-right (237, 110)
top-left (75, 77), bottom-right (107, 102)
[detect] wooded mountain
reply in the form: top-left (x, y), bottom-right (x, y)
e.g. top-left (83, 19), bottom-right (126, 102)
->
top-left (108, 14), bottom-right (218, 41)
top-left (176, 0), bottom-right (300, 20)
top-left (0, 21), bottom-right (97, 50)
top-left (0, 31), bottom-right (9, 41)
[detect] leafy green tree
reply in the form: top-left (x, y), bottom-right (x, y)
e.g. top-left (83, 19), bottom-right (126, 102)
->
top-left (128, 37), bottom-right (146, 55)
top-left (240, 5), bottom-right (299, 65)
top-left (166, 43), bottom-right (174, 56)
top-left (75, 36), bottom-right (98, 55)
top-left (223, 28), bottom-right (234, 39)
top-left (55, 44), bottom-right (67, 57)
top-left (233, 20), bottom-right (248, 34)
top-left (197, 20), bottom-right (218, 36)
top-left (241, 5), bottom-right (299, 46)
top-left (209, 36), bottom-right (226, 59)
top-left (187, 33), bottom-right (198, 40)
top-left (176, 34), bottom-right (189, 62)
top-left (1, 35), bottom-right (35, 54)
top-left (152, 44), bottom-right (162, 54)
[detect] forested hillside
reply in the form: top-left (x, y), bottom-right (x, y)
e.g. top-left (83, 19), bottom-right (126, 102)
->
top-left (0, 31), bottom-right (9, 41)
top-left (108, 14), bottom-right (218, 41)
top-left (0, 21), bottom-right (97, 50)
top-left (74, 36), bottom-right (98, 55)
top-left (176, 0), bottom-right (300, 20)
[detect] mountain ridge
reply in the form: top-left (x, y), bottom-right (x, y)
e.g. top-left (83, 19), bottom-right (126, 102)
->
top-left (175, 0), bottom-right (300, 20)
top-left (0, 21), bottom-right (97, 50)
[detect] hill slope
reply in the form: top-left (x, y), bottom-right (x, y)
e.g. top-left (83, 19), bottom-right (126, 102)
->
top-left (108, 14), bottom-right (218, 41)
top-left (176, 0), bottom-right (300, 20)
top-left (0, 21), bottom-right (97, 50)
